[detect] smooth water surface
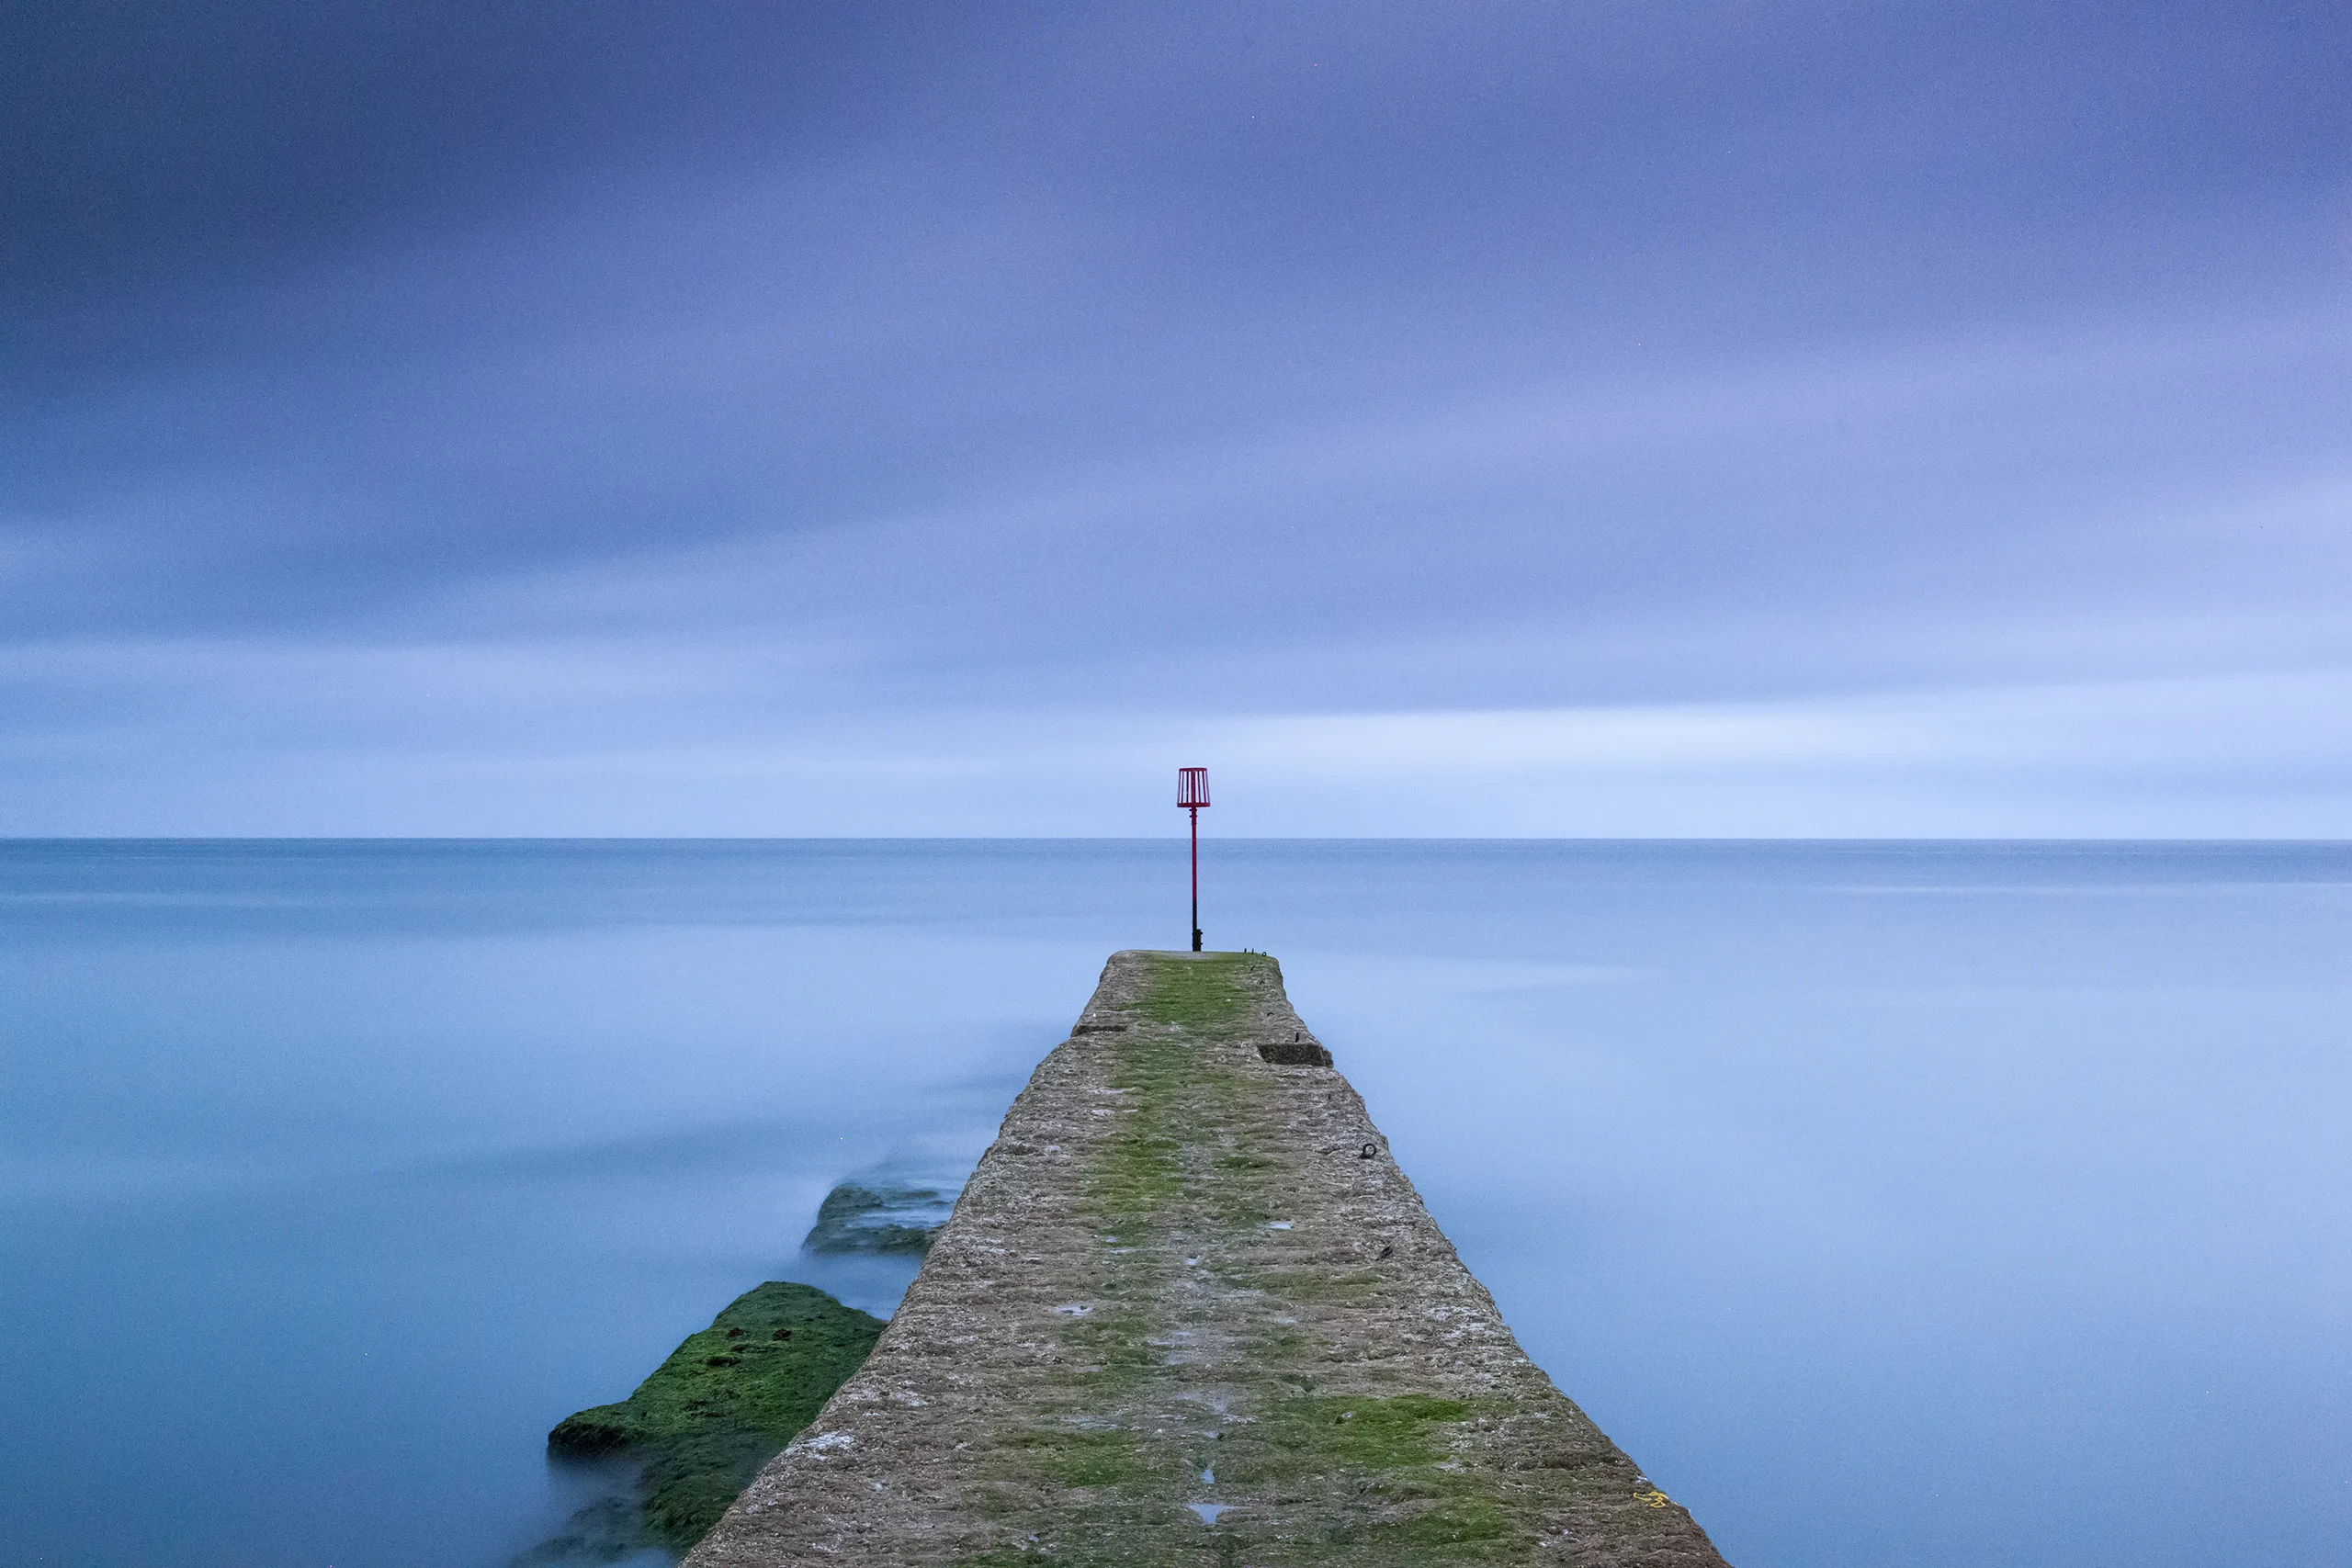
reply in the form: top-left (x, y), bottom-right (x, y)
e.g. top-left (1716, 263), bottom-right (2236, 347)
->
top-left (3, 840), bottom-right (2346, 1567)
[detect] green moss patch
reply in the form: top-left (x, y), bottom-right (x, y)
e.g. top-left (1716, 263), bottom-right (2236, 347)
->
top-left (1244, 1267), bottom-right (1385, 1304)
top-left (1010, 1427), bottom-right (1180, 1490)
top-left (1136, 952), bottom-right (1265, 1032)
top-left (545, 1281), bottom-right (884, 1551)
top-left (1250, 1393), bottom-right (1472, 1472)
top-left (1198, 1394), bottom-right (1531, 1562)
top-left (1055, 1304), bottom-right (1179, 1394)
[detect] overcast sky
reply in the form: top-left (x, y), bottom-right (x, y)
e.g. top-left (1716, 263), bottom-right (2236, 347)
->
top-left (5, 1), bottom-right (2346, 835)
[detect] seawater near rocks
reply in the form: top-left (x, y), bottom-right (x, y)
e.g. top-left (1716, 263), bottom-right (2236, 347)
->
top-left (685, 950), bottom-right (1734, 1568)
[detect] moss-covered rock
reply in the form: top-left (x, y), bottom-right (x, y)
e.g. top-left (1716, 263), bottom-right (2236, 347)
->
top-left (547, 1280), bottom-right (885, 1551)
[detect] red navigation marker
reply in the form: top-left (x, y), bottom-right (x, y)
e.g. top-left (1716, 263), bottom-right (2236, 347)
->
top-left (1177, 767), bottom-right (1210, 952)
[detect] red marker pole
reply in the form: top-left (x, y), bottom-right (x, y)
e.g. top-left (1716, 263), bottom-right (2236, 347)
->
top-left (1177, 767), bottom-right (1210, 952)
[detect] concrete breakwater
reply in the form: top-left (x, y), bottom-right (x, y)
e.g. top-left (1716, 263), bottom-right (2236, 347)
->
top-left (689, 950), bottom-right (1730, 1566)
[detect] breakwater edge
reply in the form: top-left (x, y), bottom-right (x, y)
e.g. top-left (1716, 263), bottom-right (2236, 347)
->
top-left (687, 949), bottom-right (1727, 1565)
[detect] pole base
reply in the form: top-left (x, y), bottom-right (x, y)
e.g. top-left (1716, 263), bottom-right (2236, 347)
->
top-left (1192, 929), bottom-right (1203, 953)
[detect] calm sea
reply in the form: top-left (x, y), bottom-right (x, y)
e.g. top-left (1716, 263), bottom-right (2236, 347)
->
top-left (3, 840), bottom-right (2346, 1567)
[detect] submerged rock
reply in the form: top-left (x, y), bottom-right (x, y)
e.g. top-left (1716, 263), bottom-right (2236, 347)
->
top-left (508, 1494), bottom-right (643, 1565)
top-left (800, 1179), bottom-right (956, 1255)
top-left (542, 1281), bottom-right (884, 1552)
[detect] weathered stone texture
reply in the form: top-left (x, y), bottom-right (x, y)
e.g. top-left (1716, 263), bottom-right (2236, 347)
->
top-left (687, 951), bottom-right (1730, 1566)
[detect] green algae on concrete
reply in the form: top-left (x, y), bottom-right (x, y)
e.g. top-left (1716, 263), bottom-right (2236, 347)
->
top-left (548, 1281), bottom-right (884, 1550)
top-left (684, 952), bottom-right (1732, 1567)
top-left (1135, 950), bottom-right (1260, 1032)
